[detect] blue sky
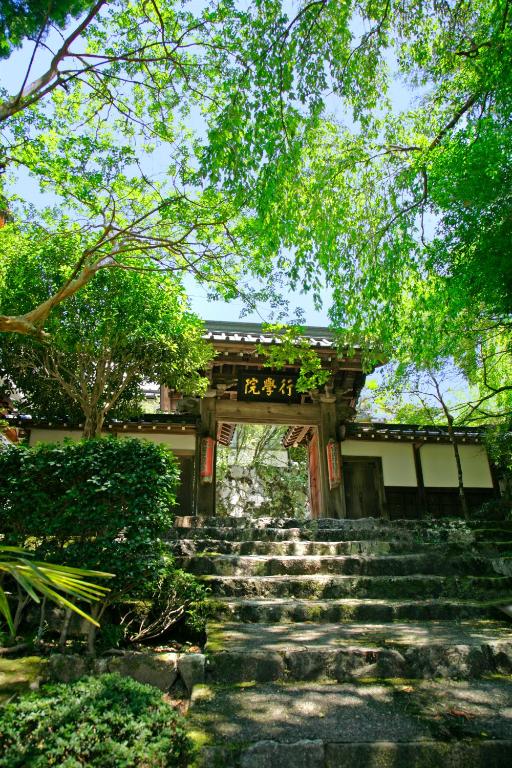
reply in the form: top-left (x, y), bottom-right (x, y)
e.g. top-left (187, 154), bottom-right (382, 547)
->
top-left (0, 5), bottom-right (420, 331)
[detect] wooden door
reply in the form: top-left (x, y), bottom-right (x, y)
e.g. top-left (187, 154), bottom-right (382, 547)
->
top-left (344, 457), bottom-right (385, 519)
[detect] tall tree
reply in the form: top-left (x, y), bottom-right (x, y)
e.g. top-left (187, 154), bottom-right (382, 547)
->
top-left (0, 0), bottom-right (510, 395)
top-left (375, 362), bottom-right (486, 518)
top-left (0, 1), bottom-right (281, 335)
top-left (0, 247), bottom-right (212, 436)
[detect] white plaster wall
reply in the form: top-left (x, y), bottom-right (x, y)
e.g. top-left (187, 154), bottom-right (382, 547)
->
top-left (341, 440), bottom-right (417, 487)
top-left (117, 431), bottom-right (195, 454)
top-left (29, 428), bottom-right (83, 445)
top-left (420, 443), bottom-right (493, 488)
top-left (29, 428), bottom-right (195, 454)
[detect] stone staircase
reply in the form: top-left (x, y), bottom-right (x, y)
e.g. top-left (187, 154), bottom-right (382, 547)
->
top-left (170, 516), bottom-right (512, 767)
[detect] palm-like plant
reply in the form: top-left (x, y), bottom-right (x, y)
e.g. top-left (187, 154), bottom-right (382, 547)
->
top-left (0, 545), bottom-right (112, 638)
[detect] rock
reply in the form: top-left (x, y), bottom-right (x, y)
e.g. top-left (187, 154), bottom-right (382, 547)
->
top-left (230, 465), bottom-right (244, 479)
top-left (108, 651), bottom-right (178, 691)
top-left (210, 651), bottom-right (285, 683)
top-left (178, 652), bottom-right (205, 692)
top-left (93, 657), bottom-right (109, 675)
top-left (49, 654), bottom-right (90, 683)
top-left (492, 557), bottom-right (512, 576)
top-left (240, 740), bottom-right (324, 768)
top-left (0, 656), bottom-right (48, 693)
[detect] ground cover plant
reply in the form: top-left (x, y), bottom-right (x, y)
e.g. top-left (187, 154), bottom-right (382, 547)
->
top-left (0, 673), bottom-right (192, 768)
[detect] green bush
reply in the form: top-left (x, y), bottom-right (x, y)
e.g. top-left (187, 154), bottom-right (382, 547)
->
top-left (0, 673), bottom-right (192, 767)
top-left (0, 438), bottom-right (187, 647)
top-left (119, 568), bottom-right (212, 644)
top-left (477, 498), bottom-right (512, 521)
top-left (0, 437), bottom-right (179, 602)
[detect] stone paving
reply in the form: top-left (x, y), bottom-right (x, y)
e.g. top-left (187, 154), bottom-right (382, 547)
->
top-left (170, 516), bottom-right (512, 767)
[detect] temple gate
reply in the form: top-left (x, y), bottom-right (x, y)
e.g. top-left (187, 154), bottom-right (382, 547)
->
top-left (162, 321), bottom-right (367, 519)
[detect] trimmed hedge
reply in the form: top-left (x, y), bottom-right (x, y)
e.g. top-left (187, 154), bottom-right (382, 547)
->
top-left (0, 673), bottom-right (192, 767)
top-left (0, 437), bottom-right (180, 601)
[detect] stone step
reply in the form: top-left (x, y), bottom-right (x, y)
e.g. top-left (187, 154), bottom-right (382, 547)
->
top-left (205, 621), bottom-right (512, 683)
top-left (176, 516), bottom-right (512, 531)
top-left (171, 526), bottom-right (418, 543)
top-left (172, 525), bottom-right (512, 546)
top-left (203, 573), bottom-right (512, 601)
top-left (212, 597), bottom-right (502, 623)
top-left (478, 541), bottom-right (512, 554)
top-left (178, 553), bottom-right (496, 577)
top-left (189, 679), bottom-right (512, 767)
top-left (176, 516), bottom-right (411, 530)
top-left (169, 538), bottom-right (416, 556)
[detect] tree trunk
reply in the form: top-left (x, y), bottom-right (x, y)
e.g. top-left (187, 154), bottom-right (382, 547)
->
top-left (36, 598), bottom-right (47, 644)
top-left (432, 375), bottom-right (469, 520)
top-left (58, 608), bottom-right (73, 652)
top-left (86, 603), bottom-right (104, 656)
top-left (83, 409), bottom-right (105, 439)
top-left (445, 415), bottom-right (469, 519)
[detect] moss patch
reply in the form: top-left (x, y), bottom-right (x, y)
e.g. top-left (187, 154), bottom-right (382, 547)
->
top-left (205, 625), bottom-right (226, 653)
top-left (0, 656), bottom-right (48, 694)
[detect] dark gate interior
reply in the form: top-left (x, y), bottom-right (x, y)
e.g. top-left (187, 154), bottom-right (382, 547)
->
top-left (344, 456), bottom-right (386, 518)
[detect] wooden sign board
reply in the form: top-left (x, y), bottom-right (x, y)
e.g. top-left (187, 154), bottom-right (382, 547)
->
top-left (200, 436), bottom-right (215, 483)
top-left (237, 372), bottom-right (301, 404)
top-left (327, 439), bottom-right (342, 489)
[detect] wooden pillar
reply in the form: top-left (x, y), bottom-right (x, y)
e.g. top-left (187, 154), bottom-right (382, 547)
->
top-left (308, 431), bottom-right (322, 519)
top-left (318, 394), bottom-right (346, 518)
top-left (195, 389), bottom-right (217, 517)
top-left (160, 385), bottom-right (171, 412)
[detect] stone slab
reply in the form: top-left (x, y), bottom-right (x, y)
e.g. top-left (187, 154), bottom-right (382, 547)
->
top-left (206, 621), bottom-right (512, 682)
top-left (180, 553), bottom-right (489, 577)
top-left (213, 597), bottom-right (498, 623)
top-left (170, 539), bottom-right (407, 556)
top-left (203, 573), bottom-right (511, 600)
top-left (189, 679), bottom-right (512, 747)
top-left (207, 621), bottom-right (512, 652)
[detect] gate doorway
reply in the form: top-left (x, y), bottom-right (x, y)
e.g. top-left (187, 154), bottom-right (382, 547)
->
top-left (215, 424), bottom-right (311, 519)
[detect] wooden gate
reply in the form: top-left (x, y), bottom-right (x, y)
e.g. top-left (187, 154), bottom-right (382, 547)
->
top-left (344, 456), bottom-right (386, 518)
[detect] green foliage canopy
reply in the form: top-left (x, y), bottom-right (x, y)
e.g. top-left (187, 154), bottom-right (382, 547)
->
top-left (0, 237), bottom-right (212, 434)
top-left (0, 0), bottom-right (510, 412)
top-left (0, 0), bottom-right (96, 58)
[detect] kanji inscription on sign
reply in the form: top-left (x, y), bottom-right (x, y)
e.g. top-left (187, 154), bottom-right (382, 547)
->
top-left (238, 372), bottom-right (301, 403)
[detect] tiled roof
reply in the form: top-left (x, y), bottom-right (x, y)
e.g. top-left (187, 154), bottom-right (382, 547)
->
top-left (203, 320), bottom-right (340, 349)
top-left (346, 422), bottom-right (486, 443)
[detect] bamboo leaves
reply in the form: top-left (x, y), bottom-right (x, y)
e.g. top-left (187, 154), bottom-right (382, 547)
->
top-left (0, 545), bottom-right (112, 638)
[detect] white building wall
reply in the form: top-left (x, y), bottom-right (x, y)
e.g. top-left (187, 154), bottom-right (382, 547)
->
top-left (420, 444), bottom-right (493, 488)
top-left (29, 428), bottom-right (195, 454)
top-left (29, 428), bottom-right (83, 445)
top-left (117, 431), bottom-right (195, 454)
top-left (341, 440), bottom-right (417, 487)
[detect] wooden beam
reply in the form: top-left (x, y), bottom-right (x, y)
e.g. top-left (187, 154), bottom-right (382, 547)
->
top-left (216, 400), bottom-right (321, 426)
